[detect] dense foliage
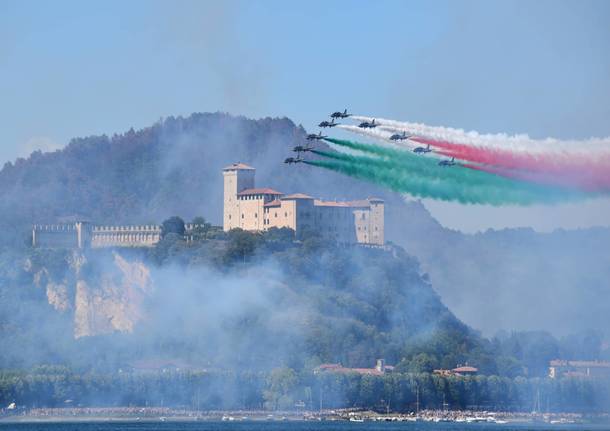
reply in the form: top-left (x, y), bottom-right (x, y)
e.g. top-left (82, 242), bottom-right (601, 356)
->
top-left (1, 367), bottom-right (608, 413)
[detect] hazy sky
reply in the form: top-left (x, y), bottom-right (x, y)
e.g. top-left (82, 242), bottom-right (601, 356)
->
top-left (2, 0), bottom-right (609, 232)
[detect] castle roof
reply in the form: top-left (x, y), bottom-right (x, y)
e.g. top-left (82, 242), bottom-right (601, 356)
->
top-left (282, 193), bottom-right (314, 200)
top-left (314, 200), bottom-right (350, 208)
top-left (237, 188), bottom-right (283, 196)
top-left (313, 200), bottom-right (369, 208)
top-left (223, 162), bottom-right (255, 171)
top-left (264, 199), bottom-right (282, 207)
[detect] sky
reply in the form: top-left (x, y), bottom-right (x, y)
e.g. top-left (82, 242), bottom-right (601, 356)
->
top-left (1, 0), bottom-right (609, 232)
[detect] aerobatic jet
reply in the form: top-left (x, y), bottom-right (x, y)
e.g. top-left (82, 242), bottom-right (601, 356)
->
top-left (413, 144), bottom-right (432, 154)
top-left (389, 131), bottom-right (411, 141)
top-left (358, 119), bottom-right (377, 129)
top-left (306, 131), bottom-right (327, 141)
top-left (284, 156), bottom-right (304, 164)
top-left (331, 109), bottom-right (351, 119)
top-left (438, 157), bottom-right (456, 167)
top-left (293, 144), bottom-right (314, 153)
top-left (318, 118), bottom-right (338, 128)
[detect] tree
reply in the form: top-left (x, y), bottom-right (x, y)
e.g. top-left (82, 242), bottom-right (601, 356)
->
top-left (263, 367), bottom-right (298, 410)
top-left (161, 216), bottom-right (185, 238)
top-left (190, 216), bottom-right (212, 240)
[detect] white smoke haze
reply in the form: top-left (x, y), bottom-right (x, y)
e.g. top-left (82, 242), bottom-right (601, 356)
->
top-left (350, 115), bottom-right (610, 156)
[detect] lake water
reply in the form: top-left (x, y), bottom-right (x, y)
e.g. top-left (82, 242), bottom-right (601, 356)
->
top-left (1, 421), bottom-right (610, 431)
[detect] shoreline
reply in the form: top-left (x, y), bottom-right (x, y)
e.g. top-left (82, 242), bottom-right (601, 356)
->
top-left (2, 407), bottom-right (608, 425)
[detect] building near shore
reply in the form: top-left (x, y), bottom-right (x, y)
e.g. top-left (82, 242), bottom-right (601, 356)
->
top-left (548, 360), bottom-right (610, 379)
top-left (434, 365), bottom-right (479, 377)
top-left (223, 162), bottom-right (384, 245)
top-left (315, 359), bottom-right (394, 376)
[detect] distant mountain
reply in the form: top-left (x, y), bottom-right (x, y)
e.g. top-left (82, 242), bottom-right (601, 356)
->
top-left (1, 112), bottom-right (609, 338)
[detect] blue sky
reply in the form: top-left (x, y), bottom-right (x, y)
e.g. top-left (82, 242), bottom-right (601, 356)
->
top-left (2, 0), bottom-right (609, 231)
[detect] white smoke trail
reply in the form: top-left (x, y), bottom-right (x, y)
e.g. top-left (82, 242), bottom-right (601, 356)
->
top-left (337, 125), bottom-right (421, 151)
top-left (350, 115), bottom-right (610, 156)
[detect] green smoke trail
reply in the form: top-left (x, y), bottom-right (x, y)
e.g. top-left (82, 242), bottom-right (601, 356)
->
top-left (309, 143), bottom-right (587, 205)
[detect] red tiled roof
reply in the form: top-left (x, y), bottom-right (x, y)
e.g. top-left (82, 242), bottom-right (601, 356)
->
top-left (318, 363), bottom-right (343, 370)
top-left (264, 199), bottom-right (282, 207)
top-left (313, 199), bottom-right (378, 208)
top-left (223, 162), bottom-right (255, 171)
top-left (237, 188), bottom-right (283, 196)
top-left (314, 200), bottom-right (350, 208)
top-left (282, 193), bottom-right (314, 200)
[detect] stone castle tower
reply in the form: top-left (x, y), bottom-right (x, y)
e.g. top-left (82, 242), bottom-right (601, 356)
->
top-left (223, 162), bottom-right (256, 231)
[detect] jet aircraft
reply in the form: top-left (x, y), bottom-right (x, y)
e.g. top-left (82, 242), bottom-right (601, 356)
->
top-left (331, 109), bottom-right (351, 119)
top-left (306, 131), bottom-right (327, 141)
top-left (358, 119), bottom-right (377, 129)
top-left (293, 144), bottom-right (314, 153)
top-left (318, 118), bottom-right (338, 128)
top-left (284, 156), bottom-right (304, 164)
top-left (438, 157), bottom-right (456, 167)
top-left (413, 144), bottom-right (432, 154)
top-left (389, 131), bottom-right (411, 141)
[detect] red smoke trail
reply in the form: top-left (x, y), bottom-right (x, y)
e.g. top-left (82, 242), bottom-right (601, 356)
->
top-left (412, 137), bottom-right (610, 190)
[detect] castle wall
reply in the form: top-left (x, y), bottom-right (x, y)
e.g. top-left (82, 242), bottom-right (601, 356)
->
top-left (91, 225), bottom-right (161, 248)
top-left (265, 200), bottom-right (297, 231)
top-left (237, 195), bottom-right (266, 231)
top-left (33, 224), bottom-right (81, 249)
top-left (34, 223), bottom-right (205, 249)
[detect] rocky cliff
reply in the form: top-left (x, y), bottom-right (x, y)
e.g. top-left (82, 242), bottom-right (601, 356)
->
top-left (30, 250), bottom-right (153, 338)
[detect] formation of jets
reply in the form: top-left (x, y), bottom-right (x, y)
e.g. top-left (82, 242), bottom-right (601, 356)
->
top-left (389, 131), bottom-right (411, 141)
top-left (284, 109), bottom-right (457, 168)
top-left (413, 144), bottom-right (432, 154)
top-left (358, 119), bottom-right (377, 129)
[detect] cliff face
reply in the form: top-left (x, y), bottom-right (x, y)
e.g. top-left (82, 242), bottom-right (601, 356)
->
top-left (31, 251), bottom-right (153, 338)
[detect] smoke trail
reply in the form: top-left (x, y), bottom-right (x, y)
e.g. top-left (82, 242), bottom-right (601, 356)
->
top-left (351, 115), bottom-right (610, 154)
top-left (343, 119), bottom-right (610, 191)
top-left (309, 142), bottom-right (587, 205)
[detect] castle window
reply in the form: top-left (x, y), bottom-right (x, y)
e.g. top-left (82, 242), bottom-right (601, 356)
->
top-left (229, 215), bottom-right (231, 220)
top-left (242, 214), bottom-right (244, 219)
top-left (361, 213), bottom-right (366, 220)
top-left (275, 212), bottom-right (277, 218)
top-left (255, 213), bottom-right (257, 218)
top-left (284, 212), bottom-right (287, 217)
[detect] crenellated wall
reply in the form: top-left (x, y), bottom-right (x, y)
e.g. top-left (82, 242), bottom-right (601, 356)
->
top-left (91, 225), bottom-right (161, 248)
top-left (33, 223), bottom-right (205, 249)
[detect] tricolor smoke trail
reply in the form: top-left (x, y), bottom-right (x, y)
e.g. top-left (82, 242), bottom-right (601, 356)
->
top-left (306, 138), bottom-right (589, 205)
top-left (341, 117), bottom-right (610, 192)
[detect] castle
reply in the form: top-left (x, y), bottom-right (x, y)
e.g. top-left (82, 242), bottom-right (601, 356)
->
top-left (223, 163), bottom-right (384, 245)
top-left (32, 163), bottom-right (385, 248)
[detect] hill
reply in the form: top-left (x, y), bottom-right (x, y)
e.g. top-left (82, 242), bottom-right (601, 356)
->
top-left (1, 112), bottom-right (609, 339)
